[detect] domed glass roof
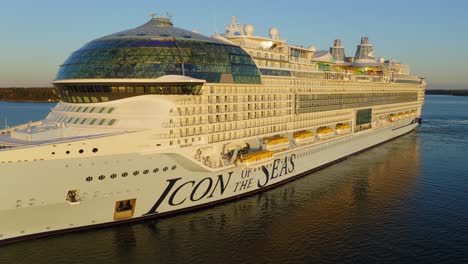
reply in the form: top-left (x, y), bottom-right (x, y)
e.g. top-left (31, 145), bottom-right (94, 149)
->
top-left (98, 17), bottom-right (223, 43)
top-left (55, 17), bottom-right (261, 84)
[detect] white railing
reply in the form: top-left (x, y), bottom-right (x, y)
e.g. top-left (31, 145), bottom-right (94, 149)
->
top-left (0, 121), bottom-right (43, 135)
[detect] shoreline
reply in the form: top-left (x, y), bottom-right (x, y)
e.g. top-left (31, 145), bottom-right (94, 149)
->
top-left (1, 88), bottom-right (467, 103)
top-left (0, 100), bottom-right (58, 103)
top-left (0, 87), bottom-right (58, 102)
top-left (425, 89), bottom-right (468, 96)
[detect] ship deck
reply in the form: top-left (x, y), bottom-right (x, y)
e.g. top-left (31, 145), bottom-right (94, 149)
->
top-left (0, 121), bottom-right (126, 149)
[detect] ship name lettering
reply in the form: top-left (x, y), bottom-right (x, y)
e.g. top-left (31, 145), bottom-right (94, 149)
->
top-left (241, 169), bottom-right (252, 179)
top-left (144, 172), bottom-right (233, 215)
top-left (233, 178), bottom-right (253, 192)
top-left (258, 154), bottom-right (296, 188)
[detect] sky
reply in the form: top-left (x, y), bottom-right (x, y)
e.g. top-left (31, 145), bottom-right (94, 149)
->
top-left (0, 0), bottom-right (467, 89)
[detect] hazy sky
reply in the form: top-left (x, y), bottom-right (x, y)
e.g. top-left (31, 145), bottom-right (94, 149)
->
top-left (0, 0), bottom-right (466, 89)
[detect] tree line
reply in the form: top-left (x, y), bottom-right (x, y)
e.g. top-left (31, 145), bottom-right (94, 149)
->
top-left (426, 90), bottom-right (468, 96)
top-left (1, 87), bottom-right (467, 102)
top-left (0, 87), bottom-right (59, 102)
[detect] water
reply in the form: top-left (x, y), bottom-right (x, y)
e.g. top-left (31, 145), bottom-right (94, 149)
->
top-left (0, 102), bottom-right (56, 128)
top-left (0, 96), bottom-right (467, 264)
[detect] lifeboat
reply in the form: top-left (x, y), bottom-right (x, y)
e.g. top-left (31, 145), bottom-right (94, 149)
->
top-left (316, 127), bottom-right (334, 139)
top-left (262, 136), bottom-right (289, 151)
top-left (293, 131), bottom-right (315, 145)
top-left (237, 150), bottom-right (274, 166)
top-left (335, 123), bottom-right (351, 135)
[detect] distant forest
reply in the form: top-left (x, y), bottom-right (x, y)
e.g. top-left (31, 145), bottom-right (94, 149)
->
top-left (0, 87), bottom-right (59, 102)
top-left (0, 87), bottom-right (467, 102)
top-left (426, 89), bottom-right (468, 96)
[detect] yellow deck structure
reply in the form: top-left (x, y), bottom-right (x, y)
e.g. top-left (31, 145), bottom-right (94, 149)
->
top-left (293, 131), bottom-right (314, 139)
top-left (237, 150), bottom-right (274, 163)
top-left (335, 123), bottom-right (350, 130)
top-left (264, 136), bottom-right (288, 146)
top-left (317, 127), bottom-right (334, 134)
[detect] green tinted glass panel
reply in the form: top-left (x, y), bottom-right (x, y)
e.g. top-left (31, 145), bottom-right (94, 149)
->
top-left (56, 84), bottom-right (204, 103)
top-left (356, 109), bottom-right (372, 125)
top-left (56, 40), bottom-right (261, 84)
top-left (296, 92), bottom-right (417, 114)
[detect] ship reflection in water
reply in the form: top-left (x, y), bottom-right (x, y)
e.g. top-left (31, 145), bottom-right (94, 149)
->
top-left (0, 131), bottom-right (422, 263)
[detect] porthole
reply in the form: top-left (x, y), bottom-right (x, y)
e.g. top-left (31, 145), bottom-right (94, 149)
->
top-left (66, 151), bottom-right (70, 154)
top-left (143, 169), bottom-right (149, 174)
top-left (133, 171), bottom-right (139, 176)
top-left (153, 168), bottom-right (159, 173)
top-left (163, 167), bottom-right (168, 172)
top-left (86, 176), bottom-right (93, 182)
top-left (122, 172), bottom-right (128, 177)
top-left (171, 165), bottom-right (177, 170)
top-left (79, 149), bottom-right (84, 154)
top-left (92, 148), bottom-right (98, 153)
top-left (110, 173), bottom-right (117, 179)
top-left (51, 152), bottom-right (55, 155)
top-left (98, 175), bottom-right (105, 180)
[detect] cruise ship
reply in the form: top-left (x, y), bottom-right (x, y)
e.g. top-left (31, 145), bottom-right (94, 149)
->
top-left (0, 15), bottom-right (425, 244)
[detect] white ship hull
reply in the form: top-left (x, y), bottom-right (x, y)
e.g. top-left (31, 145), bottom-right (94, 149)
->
top-left (0, 119), bottom-right (417, 244)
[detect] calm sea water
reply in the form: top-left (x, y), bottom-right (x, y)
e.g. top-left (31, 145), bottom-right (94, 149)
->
top-left (0, 96), bottom-right (467, 264)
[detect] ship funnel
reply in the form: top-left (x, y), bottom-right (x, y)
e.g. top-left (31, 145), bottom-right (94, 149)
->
top-left (354, 36), bottom-right (375, 61)
top-left (330, 39), bottom-right (346, 62)
top-left (360, 36), bottom-right (369, 45)
top-left (334, 39), bottom-right (342, 46)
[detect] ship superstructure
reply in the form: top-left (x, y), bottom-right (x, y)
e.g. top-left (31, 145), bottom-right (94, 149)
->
top-left (0, 16), bottom-right (424, 244)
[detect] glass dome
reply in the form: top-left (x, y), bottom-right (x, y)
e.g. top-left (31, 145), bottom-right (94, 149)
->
top-left (55, 17), bottom-right (261, 84)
